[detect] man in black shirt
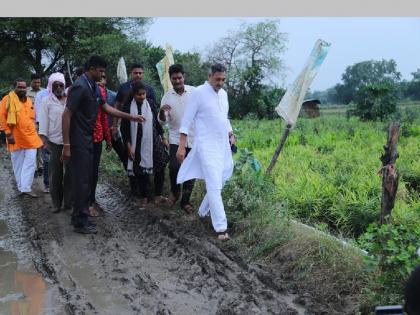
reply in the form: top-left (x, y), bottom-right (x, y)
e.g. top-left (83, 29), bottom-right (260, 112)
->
top-left (62, 56), bottom-right (145, 234)
top-left (112, 63), bottom-right (157, 195)
top-left (114, 63), bottom-right (156, 108)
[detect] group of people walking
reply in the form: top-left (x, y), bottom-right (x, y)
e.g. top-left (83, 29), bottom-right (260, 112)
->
top-left (0, 55), bottom-right (235, 240)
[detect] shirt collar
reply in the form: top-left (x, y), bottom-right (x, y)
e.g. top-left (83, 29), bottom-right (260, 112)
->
top-left (205, 81), bottom-right (219, 94)
top-left (171, 86), bottom-right (188, 95)
top-left (83, 74), bottom-right (96, 93)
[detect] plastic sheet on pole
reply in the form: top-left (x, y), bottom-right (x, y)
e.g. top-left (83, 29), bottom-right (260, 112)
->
top-left (117, 56), bottom-right (128, 84)
top-left (275, 39), bottom-right (331, 125)
top-left (156, 44), bottom-right (175, 94)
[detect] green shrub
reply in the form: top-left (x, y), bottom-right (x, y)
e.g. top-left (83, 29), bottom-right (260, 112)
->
top-left (348, 83), bottom-right (398, 121)
top-left (358, 218), bottom-right (420, 308)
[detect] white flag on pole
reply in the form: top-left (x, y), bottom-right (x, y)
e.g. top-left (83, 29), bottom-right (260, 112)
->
top-left (117, 56), bottom-right (128, 84)
top-left (275, 39), bottom-right (331, 125)
top-left (156, 43), bottom-right (175, 94)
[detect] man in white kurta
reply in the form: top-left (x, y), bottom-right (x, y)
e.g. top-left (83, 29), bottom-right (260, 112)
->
top-left (176, 64), bottom-right (235, 240)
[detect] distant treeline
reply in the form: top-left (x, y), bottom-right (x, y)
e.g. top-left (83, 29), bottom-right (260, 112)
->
top-left (1, 18), bottom-right (419, 119)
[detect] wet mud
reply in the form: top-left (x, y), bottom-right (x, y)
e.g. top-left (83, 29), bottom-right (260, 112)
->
top-left (0, 150), bottom-right (313, 314)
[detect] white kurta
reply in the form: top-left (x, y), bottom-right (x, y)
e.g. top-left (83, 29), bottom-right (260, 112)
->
top-left (177, 81), bottom-right (233, 190)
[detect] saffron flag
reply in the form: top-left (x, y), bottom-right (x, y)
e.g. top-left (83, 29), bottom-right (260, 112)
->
top-left (117, 57), bottom-right (128, 84)
top-left (156, 44), bottom-right (175, 94)
top-left (275, 39), bottom-right (331, 125)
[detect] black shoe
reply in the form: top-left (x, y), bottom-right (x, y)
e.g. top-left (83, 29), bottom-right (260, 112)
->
top-left (74, 224), bottom-right (97, 234)
top-left (70, 217), bottom-right (80, 226)
top-left (86, 219), bottom-right (97, 228)
top-left (71, 212), bottom-right (96, 226)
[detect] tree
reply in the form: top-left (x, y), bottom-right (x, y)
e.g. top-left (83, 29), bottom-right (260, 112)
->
top-left (338, 59), bottom-right (401, 104)
top-left (206, 20), bottom-right (288, 118)
top-left (348, 83), bottom-right (398, 121)
top-left (255, 85), bottom-right (286, 119)
top-left (173, 51), bottom-right (209, 87)
top-left (0, 55), bottom-right (32, 91)
top-left (0, 18), bottom-right (151, 79)
top-left (405, 69), bottom-right (420, 100)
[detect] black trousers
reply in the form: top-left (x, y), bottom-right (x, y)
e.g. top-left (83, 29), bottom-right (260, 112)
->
top-left (112, 137), bottom-right (127, 169)
top-left (169, 144), bottom-right (195, 207)
top-left (113, 136), bottom-right (138, 195)
top-left (137, 170), bottom-right (165, 199)
top-left (70, 145), bottom-right (93, 226)
top-left (89, 142), bottom-right (102, 204)
top-left (48, 142), bottom-right (72, 210)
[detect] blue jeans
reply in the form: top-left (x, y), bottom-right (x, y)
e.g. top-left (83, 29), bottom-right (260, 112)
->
top-left (42, 147), bottom-right (50, 188)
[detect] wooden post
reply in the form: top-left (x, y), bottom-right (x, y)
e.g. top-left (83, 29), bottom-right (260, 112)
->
top-left (379, 122), bottom-right (400, 225)
top-left (265, 124), bottom-right (292, 175)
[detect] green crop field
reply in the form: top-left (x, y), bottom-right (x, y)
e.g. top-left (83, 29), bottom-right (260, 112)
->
top-left (232, 112), bottom-right (420, 238)
top-left (227, 108), bottom-right (420, 307)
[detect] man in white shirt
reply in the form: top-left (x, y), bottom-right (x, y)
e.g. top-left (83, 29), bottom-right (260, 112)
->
top-left (176, 63), bottom-right (236, 241)
top-left (29, 74), bottom-right (48, 185)
top-left (27, 73), bottom-right (44, 105)
top-left (38, 72), bottom-right (71, 213)
top-left (159, 64), bottom-right (196, 212)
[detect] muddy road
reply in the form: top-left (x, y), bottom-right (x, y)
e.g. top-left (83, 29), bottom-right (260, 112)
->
top-left (0, 151), bottom-right (308, 315)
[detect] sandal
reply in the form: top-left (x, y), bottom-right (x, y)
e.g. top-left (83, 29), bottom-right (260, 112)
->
top-left (169, 194), bottom-right (179, 206)
top-left (216, 231), bottom-right (230, 241)
top-left (181, 203), bottom-right (194, 214)
top-left (88, 205), bottom-right (100, 217)
top-left (154, 195), bottom-right (169, 205)
top-left (93, 202), bottom-right (104, 212)
top-left (137, 198), bottom-right (148, 209)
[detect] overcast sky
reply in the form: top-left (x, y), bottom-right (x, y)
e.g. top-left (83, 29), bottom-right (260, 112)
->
top-left (147, 17), bottom-right (420, 91)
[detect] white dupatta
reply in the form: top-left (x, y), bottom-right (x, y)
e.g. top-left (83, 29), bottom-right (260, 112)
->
top-left (127, 98), bottom-right (154, 176)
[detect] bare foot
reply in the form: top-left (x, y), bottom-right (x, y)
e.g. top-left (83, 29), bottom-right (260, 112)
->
top-left (137, 198), bottom-right (148, 209)
top-left (154, 195), bottom-right (169, 205)
top-left (181, 203), bottom-right (194, 214)
top-left (168, 194), bottom-right (179, 206)
top-left (88, 205), bottom-right (100, 217)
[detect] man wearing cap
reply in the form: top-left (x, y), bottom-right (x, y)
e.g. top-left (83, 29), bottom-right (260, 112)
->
top-left (38, 72), bottom-right (72, 213)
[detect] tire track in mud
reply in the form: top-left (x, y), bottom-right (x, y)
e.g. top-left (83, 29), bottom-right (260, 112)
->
top-left (4, 155), bottom-right (307, 314)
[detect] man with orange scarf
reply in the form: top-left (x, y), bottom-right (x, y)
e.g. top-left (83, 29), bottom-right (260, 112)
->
top-left (0, 78), bottom-right (43, 197)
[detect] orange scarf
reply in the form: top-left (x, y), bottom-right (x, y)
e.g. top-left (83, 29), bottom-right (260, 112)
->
top-left (5, 91), bottom-right (22, 125)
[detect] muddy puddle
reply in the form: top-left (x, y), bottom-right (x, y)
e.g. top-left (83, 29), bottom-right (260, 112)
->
top-left (0, 216), bottom-right (51, 315)
top-left (0, 158), bottom-right (61, 315)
